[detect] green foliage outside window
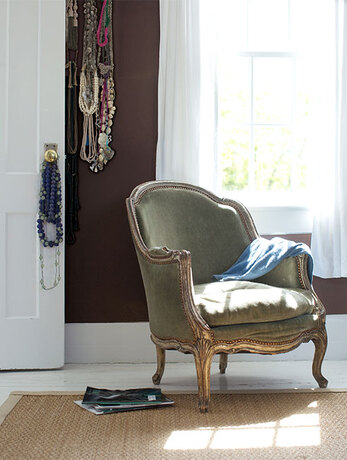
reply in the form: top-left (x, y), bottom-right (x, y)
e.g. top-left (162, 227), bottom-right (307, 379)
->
top-left (220, 89), bottom-right (310, 193)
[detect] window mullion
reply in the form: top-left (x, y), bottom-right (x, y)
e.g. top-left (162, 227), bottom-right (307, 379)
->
top-left (288, 0), bottom-right (291, 44)
top-left (290, 57), bottom-right (297, 192)
top-left (249, 56), bottom-right (255, 192)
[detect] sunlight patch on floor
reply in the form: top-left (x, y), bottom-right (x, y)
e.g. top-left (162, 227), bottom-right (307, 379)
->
top-left (279, 413), bottom-right (319, 426)
top-left (164, 402), bottom-right (321, 451)
top-left (164, 429), bottom-right (214, 450)
top-left (276, 427), bottom-right (320, 447)
top-left (209, 427), bottom-right (274, 449)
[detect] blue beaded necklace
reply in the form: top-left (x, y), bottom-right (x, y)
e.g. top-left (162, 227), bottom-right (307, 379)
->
top-left (37, 154), bottom-right (63, 290)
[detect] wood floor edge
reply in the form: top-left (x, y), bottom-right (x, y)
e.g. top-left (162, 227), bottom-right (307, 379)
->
top-left (0, 394), bottom-right (22, 425)
top-left (5, 388), bottom-right (347, 397)
top-left (170, 388), bottom-right (347, 394)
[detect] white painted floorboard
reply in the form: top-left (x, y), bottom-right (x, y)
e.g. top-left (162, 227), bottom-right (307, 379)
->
top-left (0, 361), bottom-right (346, 407)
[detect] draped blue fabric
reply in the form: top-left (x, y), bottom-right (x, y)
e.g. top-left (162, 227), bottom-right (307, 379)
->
top-left (214, 237), bottom-right (313, 284)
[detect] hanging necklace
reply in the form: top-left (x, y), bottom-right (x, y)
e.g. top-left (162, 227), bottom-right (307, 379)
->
top-left (66, 0), bottom-right (78, 50)
top-left (66, 0), bottom-right (80, 244)
top-left (37, 150), bottom-right (63, 290)
top-left (79, 0), bottom-right (99, 163)
top-left (90, 0), bottom-right (116, 172)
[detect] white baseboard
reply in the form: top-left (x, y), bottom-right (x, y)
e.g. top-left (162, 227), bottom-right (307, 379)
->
top-left (65, 314), bottom-right (347, 364)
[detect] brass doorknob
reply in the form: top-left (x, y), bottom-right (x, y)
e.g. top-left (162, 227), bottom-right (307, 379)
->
top-left (44, 149), bottom-right (58, 163)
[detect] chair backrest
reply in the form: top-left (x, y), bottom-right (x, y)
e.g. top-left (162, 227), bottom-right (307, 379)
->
top-left (128, 181), bottom-right (258, 285)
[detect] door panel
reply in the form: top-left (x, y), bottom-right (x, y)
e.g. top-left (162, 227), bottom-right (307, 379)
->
top-left (0, 0), bottom-right (65, 369)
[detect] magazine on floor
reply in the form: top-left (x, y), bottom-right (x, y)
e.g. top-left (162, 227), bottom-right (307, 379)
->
top-left (74, 387), bottom-right (174, 415)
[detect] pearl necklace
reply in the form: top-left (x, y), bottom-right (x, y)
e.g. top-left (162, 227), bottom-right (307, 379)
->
top-left (79, 66), bottom-right (99, 115)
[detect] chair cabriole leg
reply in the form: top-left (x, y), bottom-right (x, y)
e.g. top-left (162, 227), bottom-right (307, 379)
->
top-left (152, 345), bottom-right (166, 385)
top-left (312, 328), bottom-right (328, 388)
top-left (219, 353), bottom-right (228, 374)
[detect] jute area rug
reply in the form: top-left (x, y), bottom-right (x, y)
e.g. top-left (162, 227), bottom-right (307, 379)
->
top-left (0, 391), bottom-right (346, 460)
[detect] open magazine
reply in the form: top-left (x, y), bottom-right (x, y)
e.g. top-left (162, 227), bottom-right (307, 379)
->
top-left (75, 387), bottom-right (174, 415)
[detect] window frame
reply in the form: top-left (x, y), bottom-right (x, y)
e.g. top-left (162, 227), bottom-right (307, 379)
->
top-left (219, 50), bottom-right (313, 234)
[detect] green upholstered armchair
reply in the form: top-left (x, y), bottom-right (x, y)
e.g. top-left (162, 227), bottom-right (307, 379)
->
top-left (126, 181), bottom-right (328, 412)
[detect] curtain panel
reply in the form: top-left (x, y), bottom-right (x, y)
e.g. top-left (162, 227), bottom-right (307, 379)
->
top-left (311, 0), bottom-right (347, 278)
top-left (156, 0), bottom-right (347, 278)
top-left (156, 0), bottom-right (219, 191)
top-left (156, 0), bottom-right (201, 184)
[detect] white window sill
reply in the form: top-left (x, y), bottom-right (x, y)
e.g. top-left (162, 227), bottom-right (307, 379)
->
top-left (249, 206), bottom-right (313, 235)
top-left (222, 191), bottom-right (313, 235)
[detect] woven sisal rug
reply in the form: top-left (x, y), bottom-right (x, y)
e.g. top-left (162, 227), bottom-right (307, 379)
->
top-left (0, 391), bottom-right (346, 459)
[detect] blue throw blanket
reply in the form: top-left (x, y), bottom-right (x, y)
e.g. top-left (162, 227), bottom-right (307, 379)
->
top-left (214, 237), bottom-right (313, 284)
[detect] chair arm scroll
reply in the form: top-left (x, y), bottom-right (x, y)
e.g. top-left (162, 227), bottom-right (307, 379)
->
top-left (135, 245), bottom-right (212, 343)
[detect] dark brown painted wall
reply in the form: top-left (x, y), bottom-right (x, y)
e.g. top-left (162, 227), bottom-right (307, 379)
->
top-left (66, 0), bottom-right (346, 323)
top-left (65, 0), bottom-right (159, 323)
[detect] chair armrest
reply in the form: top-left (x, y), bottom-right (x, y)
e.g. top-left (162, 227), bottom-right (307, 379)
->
top-left (254, 254), bottom-right (311, 290)
top-left (135, 245), bottom-right (212, 343)
top-left (256, 254), bottom-right (327, 318)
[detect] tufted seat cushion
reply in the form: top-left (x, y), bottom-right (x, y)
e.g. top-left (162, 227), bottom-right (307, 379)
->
top-left (194, 280), bottom-right (315, 327)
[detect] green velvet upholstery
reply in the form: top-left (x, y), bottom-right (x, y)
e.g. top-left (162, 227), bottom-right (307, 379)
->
top-left (212, 314), bottom-right (320, 342)
top-left (254, 256), bottom-right (304, 289)
top-left (134, 246), bottom-right (195, 342)
top-left (194, 278), bottom-right (315, 327)
top-left (129, 182), bottom-right (320, 341)
top-left (135, 187), bottom-right (253, 285)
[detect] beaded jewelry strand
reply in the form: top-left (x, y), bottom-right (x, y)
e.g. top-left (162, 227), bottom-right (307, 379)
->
top-left (79, 0), bottom-right (99, 163)
top-left (79, 0), bottom-right (116, 173)
top-left (97, 0), bottom-right (110, 47)
top-left (67, 0), bottom-right (78, 50)
top-left (37, 156), bottom-right (63, 290)
top-left (66, 0), bottom-right (80, 244)
top-left (90, 0), bottom-right (116, 172)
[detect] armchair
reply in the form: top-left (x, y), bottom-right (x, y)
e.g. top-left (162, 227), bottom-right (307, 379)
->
top-left (126, 181), bottom-right (328, 412)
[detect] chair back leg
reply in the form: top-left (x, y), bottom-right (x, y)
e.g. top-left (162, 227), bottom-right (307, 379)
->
top-left (152, 345), bottom-right (166, 385)
top-left (219, 353), bottom-right (228, 374)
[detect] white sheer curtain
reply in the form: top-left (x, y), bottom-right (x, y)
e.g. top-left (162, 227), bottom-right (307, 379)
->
top-left (156, 0), bottom-right (347, 278)
top-left (156, 0), bottom-right (219, 191)
top-left (311, 0), bottom-right (347, 278)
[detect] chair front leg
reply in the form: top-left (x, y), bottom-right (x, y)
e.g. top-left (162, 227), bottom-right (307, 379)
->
top-left (194, 341), bottom-right (214, 413)
top-left (312, 328), bottom-right (328, 388)
top-left (152, 345), bottom-right (166, 385)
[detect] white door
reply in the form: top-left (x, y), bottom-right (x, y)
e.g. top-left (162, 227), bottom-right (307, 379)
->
top-left (0, 0), bottom-right (65, 369)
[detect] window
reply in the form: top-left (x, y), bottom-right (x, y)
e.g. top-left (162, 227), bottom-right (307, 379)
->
top-left (217, 0), bottom-right (335, 211)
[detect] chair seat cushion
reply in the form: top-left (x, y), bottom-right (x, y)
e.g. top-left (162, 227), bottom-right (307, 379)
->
top-left (194, 280), bottom-right (315, 327)
top-left (211, 314), bottom-right (319, 342)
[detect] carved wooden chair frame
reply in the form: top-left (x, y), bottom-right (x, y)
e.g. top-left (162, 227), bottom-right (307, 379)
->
top-left (127, 181), bottom-right (328, 412)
